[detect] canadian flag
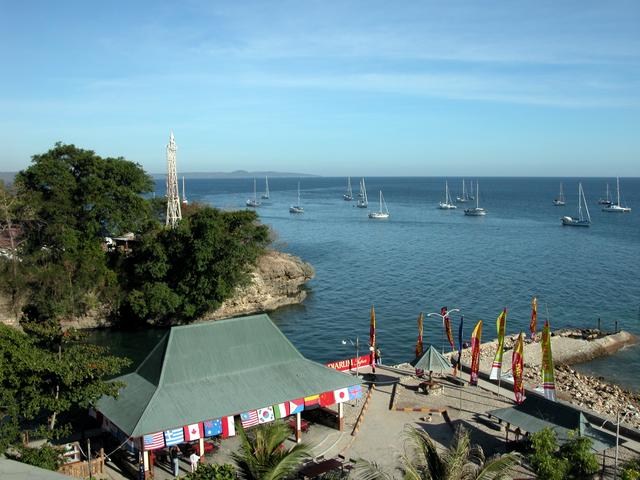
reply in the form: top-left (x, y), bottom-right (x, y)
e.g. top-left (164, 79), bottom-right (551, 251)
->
top-left (183, 423), bottom-right (203, 441)
top-left (334, 388), bottom-right (350, 404)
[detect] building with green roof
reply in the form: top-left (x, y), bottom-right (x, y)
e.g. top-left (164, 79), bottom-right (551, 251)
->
top-left (97, 314), bottom-right (360, 438)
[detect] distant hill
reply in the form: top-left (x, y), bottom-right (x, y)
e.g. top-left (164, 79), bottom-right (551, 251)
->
top-left (150, 170), bottom-right (318, 179)
top-left (0, 172), bottom-right (16, 184)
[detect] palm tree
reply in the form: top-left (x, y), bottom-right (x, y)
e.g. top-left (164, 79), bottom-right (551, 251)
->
top-left (358, 425), bottom-right (518, 480)
top-left (231, 421), bottom-right (311, 480)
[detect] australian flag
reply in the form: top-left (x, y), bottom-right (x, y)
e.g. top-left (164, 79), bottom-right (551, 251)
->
top-left (204, 418), bottom-right (223, 437)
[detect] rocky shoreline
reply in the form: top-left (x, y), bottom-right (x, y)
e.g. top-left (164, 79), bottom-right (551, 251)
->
top-left (453, 328), bottom-right (640, 429)
top-left (0, 250), bottom-right (314, 330)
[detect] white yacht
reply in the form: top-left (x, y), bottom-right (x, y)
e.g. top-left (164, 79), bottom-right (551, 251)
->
top-left (368, 191), bottom-right (390, 219)
top-left (357, 178), bottom-right (368, 208)
top-left (562, 183), bottom-right (591, 227)
top-left (464, 182), bottom-right (486, 216)
top-left (602, 177), bottom-right (631, 212)
top-left (456, 179), bottom-right (468, 203)
top-left (289, 182), bottom-right (304, 214)
top-left (343, 177), bottom-right (353, 201)
top-left (246, 177), bottom-right (261, 207)
top-left (438, 180), bottom-right (457, 209)
top-left (553, 182), bottom-right (565, 206)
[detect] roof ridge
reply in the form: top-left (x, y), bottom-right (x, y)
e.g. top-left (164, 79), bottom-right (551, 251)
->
top-left (135, 331), bottom-right (169, 378)
top-left (156, 327), bottom-right (175, 387)
top-left (168, 313), bottom-right (269, 331)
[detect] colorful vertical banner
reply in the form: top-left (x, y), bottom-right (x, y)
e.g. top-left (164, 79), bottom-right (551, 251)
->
top-left (442, 307), bottom-right (455, 351)
top-left (512, 332), bottom-right (525, 404)
top-left (489, 308), bottom-right (507, 380)
top-left (370, 305), bottom-right (376, 372)
top-left (456, 316), bottom-right (464, 371)
top-left (541, 321), bottom-right (556, 401)
top-left (470, 320), bottom-right (483, 386)
top-left (529, 297), bottom-right (538, 339)
top-left (415, 312), bottom-right (424, 358)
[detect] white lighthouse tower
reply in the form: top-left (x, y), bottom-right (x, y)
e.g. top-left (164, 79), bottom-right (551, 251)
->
top-left (165, 132), bottom-right (182, 227)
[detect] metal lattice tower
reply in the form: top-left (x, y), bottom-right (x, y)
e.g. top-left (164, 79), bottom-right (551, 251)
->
top-left (165, 132), bottom-right (182, 227)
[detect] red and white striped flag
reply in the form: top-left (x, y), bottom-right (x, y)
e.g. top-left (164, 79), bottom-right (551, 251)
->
top-left (240, 410), bottom-right (259, 428)
top-left (143, 432), bottom-right (165, 451)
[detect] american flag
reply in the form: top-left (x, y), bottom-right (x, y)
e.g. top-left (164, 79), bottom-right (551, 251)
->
top-left (240, 410), bottom-right (259, 428)
top-left (143, 432), bottom-right (165, 451)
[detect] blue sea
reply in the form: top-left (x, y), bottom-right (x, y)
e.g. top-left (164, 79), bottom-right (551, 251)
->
top-left (91, 177), bottom-right (640, 391)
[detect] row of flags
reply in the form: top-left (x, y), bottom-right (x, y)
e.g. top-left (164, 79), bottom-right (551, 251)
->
top-left (141, 385), bottom-right (363, 451)
top-left (412, 298), bottom-right (556, 405)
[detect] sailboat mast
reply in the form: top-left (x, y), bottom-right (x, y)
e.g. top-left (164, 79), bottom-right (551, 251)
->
top-left (182, 176), bottom-right (187, 203)
top-left (476, 182), bottom-right (479, 208)
top-left (616, 177), bottom-right (621, 206)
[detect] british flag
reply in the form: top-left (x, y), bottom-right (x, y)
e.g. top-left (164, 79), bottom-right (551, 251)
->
top-left (143, 432), bottom-right (165, 451)
top-left (240, 410), bottom-right (259, 428)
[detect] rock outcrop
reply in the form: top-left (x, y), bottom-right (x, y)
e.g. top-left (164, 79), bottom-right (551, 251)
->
top-left (1, 250), bottom-right (314, 329)
top-left (200, 250), bottom-right (314, 321)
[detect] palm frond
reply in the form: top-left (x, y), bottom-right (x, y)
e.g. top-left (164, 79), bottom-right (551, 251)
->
top-left (474, 453), bottom-right (519, 480)
top-left (354, 459), bottom-right (395, 480)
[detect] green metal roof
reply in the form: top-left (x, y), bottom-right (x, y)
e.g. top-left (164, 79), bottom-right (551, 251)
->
top-left (0, 457), bottom-right (72, 479)
top-left (411, 345), bottom-right (452, 372)
top-left (488, 394), bottom-right (618, 451)
top-left (97, 314), bottom-right (360, 437)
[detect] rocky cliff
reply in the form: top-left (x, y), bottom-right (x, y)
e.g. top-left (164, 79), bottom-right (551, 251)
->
top-left (0, 250), bottom-right (314, 329)
top-left (200, 250), bottom-right (314, 321)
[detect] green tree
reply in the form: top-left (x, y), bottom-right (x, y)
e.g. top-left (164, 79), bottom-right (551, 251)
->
top-left (184, 463), bottom-right (237, 480)
top-left (231, 422), bottom-right (311, 480)
top-left (9, 444), bottom-right (64, 471)
top-left (122, 206), bottom-right (269, 324)
top-left (622, 458), bottom-right (640, 480)
top-left (14, 143), bottom-right (153, 320)
top-left (528, 428), bottom-right (569, 480)
top-left (528, 427), bottom-right (597, 480)
top-left (0, 322), bottom-right (129, 445)
top-left (358, 425), bottom-right (518, 480)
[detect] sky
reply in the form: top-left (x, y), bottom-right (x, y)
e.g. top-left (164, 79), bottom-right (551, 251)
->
top-left (1, 1), bottom-right (639, 176)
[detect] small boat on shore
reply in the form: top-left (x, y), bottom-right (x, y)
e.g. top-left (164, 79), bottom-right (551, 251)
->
top-left (368, 191), bottom-right (390, 219)
top-left (246, 177), bottom-right (261, 207)
top-left (464, 182), bottom-right (486, 216)
top-left (602, 177), bottom-right (631, 213)
top-left (343, 177), bottom-right (353, 201)
top-left (562, 182), bottom-right (591, 227)
top-left (553, 182), bottom-right (566, 206)
top-left (438, 180), bottom-right (457, 209)
top-left (289, 182), bottom-right (304, 214)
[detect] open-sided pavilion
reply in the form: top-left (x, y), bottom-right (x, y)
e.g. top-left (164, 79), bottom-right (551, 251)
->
top-left (96, 314), bottom-right (361, 477)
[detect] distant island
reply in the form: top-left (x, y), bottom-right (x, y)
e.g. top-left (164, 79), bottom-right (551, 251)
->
top-left (150, 170), bottom-right (319, 179)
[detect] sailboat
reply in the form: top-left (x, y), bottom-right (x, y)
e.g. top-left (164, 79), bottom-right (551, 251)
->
top-left (562, 183), bottom-right (591, 226)
top-left (261, 176), bottom-right (270, 200)
top-left (553, 183), bottom-right (566, 206)
top-left (289, 182), bottom-right (304, 214)
top-left (343, 177), bottom-right (353, 201)
top-left (464, 182), bottom-right (486, 216)
top-left (246, 177), bottom-right (261, 207)
top-left (467, 179), bottom-right (475, 200)
top-left (456, 179), bottom-right (468, 203)
top-left (438, 180), bottom-right (457, 209)
top-left (181, 176), bottom-right (188, 205)
top-left (597, 183), bottom-right (612, 205)
top-left (602, 177), bottom-right (631, 212)
top-left (368, 191), bottom-right (390, 219)
top-left (357, 178), bottom-right (368, 208)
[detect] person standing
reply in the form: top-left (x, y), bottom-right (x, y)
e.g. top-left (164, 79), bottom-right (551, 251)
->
top-left (189, 451), bottom-right (200, 473)
top-left (169, 446), bottom-right (180, 477)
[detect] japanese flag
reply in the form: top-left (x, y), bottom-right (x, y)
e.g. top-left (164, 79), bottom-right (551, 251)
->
top-left (334, 388), bottom-right (350, 404)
